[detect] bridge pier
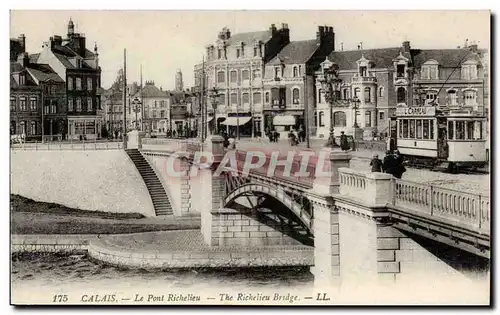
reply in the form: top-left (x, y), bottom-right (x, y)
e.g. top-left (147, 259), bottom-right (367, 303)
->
top-left (309, 148), bottom-right (352, 287)
top-left (179, 157), bottom-right (192, 215)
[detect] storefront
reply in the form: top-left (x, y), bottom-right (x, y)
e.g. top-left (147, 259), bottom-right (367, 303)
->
top-left (220, 114), bottom-right (253, 138)
top-left (67, 116), bottom-right (102, 140)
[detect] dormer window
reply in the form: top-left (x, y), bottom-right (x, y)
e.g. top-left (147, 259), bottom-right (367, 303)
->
top-left (293, 66), bottom-right (298, 77)
top-left (421, 60), bottom-right (439, 80)
top-left (359, 66), bottom-right (367, 77)
top-left (396, 64), bottom-right (405, 77)
top-left (461, 60), bottom-right (478, 80)
top-left (19, 73), bottom-right (25, 85)
top-left (356, 55), bottom-right (370, 77)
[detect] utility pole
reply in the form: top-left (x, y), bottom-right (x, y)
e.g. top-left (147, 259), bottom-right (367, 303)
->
top-left (123, 49), bottom-right (127, 148)
top-left (201, 56), bottom-right (206, 142)
top-left (140, 64), bottom-right (144, 131)
top-left (304, 74), bottom-right (310, 148)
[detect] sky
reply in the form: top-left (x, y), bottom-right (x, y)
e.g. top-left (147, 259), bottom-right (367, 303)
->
top-left (10, 10), bottom-right (490, 91)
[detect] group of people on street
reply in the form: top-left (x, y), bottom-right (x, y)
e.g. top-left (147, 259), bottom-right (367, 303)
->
top-left (370, 149), bottom-right (406, 179)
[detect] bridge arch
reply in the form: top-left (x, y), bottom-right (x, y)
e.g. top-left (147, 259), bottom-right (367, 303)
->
top-left (224, 182), bottom-right (313, 233)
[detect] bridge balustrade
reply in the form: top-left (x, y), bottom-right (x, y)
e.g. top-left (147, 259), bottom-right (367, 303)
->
top-left (394, 179), bottom-right (490, 232)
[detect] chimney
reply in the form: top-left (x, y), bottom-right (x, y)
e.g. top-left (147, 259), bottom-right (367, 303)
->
top-left (281, 23), bottom-right (289, 30)
top-left (18, 52), bottom-right (29, 67)
top-left (18, 34), bottom-right (26, 52)
top-left (316, 26), bottom-right (325, 46)
top-left (402, 41), bottom-right (411, 53)
top-left (470, 41), bottom-right (478, 52)
top-left (357, 44), bottom-right (361, 50)
top-left (464, 39), bottom-right (469, 48)
top-left (270, 24), bottom-right (277, 35)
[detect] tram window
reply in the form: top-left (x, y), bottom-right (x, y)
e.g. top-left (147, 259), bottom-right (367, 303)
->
top-left (478, 121), bottom-right (483, 139)
top-left (416, 120), bottom-right (423, 139)
top-left (448, 121), bottom-right (454, 140)
top-left (403, 119), bottom-right (409, 138)
top-left (467, 121), bottom-right (475, 140)
top-left (409, 120), bottom-right (415, 138)
top-left (430, 120), bottom-right (434, 139)
top-left (456, 121), bottom-right (465, 140)
top-left (398, 120), bottom-right (403, 138)
top-left (423, 120), bottom-right (429, 139)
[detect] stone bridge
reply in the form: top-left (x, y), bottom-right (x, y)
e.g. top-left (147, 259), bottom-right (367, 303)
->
top-left (131, 133), bottom-right (490, 286)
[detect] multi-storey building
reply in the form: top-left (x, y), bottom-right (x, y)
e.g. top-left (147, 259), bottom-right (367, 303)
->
top-left (313, 41), bottom-right (488, 140)
top-left (132, 81), bottom-right (170, 135)
top-left (194, 23), bottom-right (290, 137)
top-left (314, 44), bottom-right (405, 139)
top-left (263, 25), bottom-right (335, 138)
top-left (175, 69), bottom-right (184, 91)
top-left (10, 53), bottom-right (43, 140)
top-left (36, 18), bottom-right (103, 140)
top-left (26, 62), bottom-right (66, 139)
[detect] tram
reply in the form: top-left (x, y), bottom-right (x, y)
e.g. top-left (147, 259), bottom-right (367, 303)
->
top-left (388, 105), bottom-right (488, 173)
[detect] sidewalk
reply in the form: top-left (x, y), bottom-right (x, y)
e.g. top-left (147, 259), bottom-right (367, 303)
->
top-left (234, 138), bottom-right (383, 160)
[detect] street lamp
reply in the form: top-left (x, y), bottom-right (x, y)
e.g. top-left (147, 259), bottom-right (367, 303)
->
top-left (208, 87), bottom-right (220, 135)
top-left (132, 97), bottom-right (142, 130)
top-left (320, 58), bottom-right (342, 148)
top-left (352, 96), bottom-right (361, 128)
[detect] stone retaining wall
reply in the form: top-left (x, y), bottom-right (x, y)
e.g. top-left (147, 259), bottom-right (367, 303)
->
top-left (11, 235), bottom-right (93, 253)
top-left (87, 239), bottom-right (313, 269)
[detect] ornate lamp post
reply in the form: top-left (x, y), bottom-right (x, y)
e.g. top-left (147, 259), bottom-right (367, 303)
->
top-left (352, 96), bottom-right (361, 128)
top-left (132, 97), bottom-right (142, 130)
top-left (320, 58), bottom-right (343, 148)
top-left (208, 87), bottom-right (220, 135)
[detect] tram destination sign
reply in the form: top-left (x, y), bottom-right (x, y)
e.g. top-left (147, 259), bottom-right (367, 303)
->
top-left (396, 106), bottom-right (436, 116)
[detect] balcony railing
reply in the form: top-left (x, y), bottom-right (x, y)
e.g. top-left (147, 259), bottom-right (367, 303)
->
top-left (351, 76), bottom-right (377, 84)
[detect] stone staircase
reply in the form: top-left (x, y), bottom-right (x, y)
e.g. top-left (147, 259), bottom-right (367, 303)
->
top-left (125, 149), bottom-right (173, 216)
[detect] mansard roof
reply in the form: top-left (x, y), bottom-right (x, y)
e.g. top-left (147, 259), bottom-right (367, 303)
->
top-left (327, 47), bottom-right (402, 70)
top-left (268, 40), bottom-right (318, 65)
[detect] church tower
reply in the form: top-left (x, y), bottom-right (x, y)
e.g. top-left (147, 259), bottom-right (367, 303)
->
top-left (175, 69), bottom-right (183, 91)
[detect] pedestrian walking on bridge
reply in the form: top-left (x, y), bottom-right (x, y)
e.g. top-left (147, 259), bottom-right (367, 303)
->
top-left (370, 154), bottom-right (383, 173)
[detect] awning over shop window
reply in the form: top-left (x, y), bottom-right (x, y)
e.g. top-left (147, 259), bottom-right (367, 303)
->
top-left (221, 116), bottom-right (252, 126)
top-left (207, 116), bottom-right (215, 122)
top-left (273, 115), bottom-right (296, 126)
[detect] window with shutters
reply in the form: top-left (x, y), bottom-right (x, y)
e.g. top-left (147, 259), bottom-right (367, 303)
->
top-left (447, 90), bottom-right (458, 105)
top-left (76, 97), bottom-right (82, 112)
top-left (30, 97), bottom-right (37, 111)
top-left (30, 121), bottom-right (36, 135)
top-left (365, 111), bottom-right (371, 127)
top-left (76, 77), bottom-right (82, 90)
top-left (241, 70), bottom-right (250, 82)
top-left (87, 97), bottom-right (93, 111)
top-left (20, 96), bottom-right (27, 111)
top-left (218, 93), bottom-right (226, 105)
top-left (230, 93), bottom-right (237, 105)
top-left (242, 93), bottom-right (249, 104)
top-left (68, 98), bottom-right (73, 111)
top-left (87, 77), bottom-right (93, 91)
top-left (217, 71), bottom-right (225, 83)
top-left (253, 92), bottom-right (261, 104)
top-left (230, 71), bottom-right (237, 83)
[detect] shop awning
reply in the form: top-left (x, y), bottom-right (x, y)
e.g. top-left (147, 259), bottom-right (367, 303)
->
top-left (273, 115), bottom-right (296, 126)
top-left (221, 117), bottom-right (252, 126)
top-left (207, 116), bottom-right (215, 122)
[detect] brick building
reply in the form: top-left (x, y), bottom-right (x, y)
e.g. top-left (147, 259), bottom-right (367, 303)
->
top-left (313, 41), bottom-right (488, 140)
top-left (10, 54), bottom-right (43, 140)
top-left (263, 25), bottom-right (335, 138)
top-left (131, 81), bottom-right (170, 135)
top-left (194, 23), bottom-right (290, 137)
top-left (35, 18), bottom-right (103, 140)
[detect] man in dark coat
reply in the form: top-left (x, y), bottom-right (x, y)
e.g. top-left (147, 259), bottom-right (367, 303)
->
top-left (370, 154), bottom-right (383, 172)
top-left (383, 150), bottom-right (396, 176)
top-left (392, 150), bottom-right (406, 179)
top-left (340, 131), bottom-right (350, 151)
